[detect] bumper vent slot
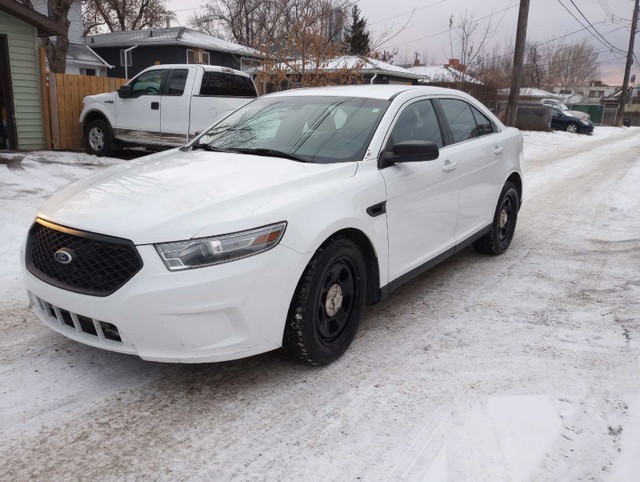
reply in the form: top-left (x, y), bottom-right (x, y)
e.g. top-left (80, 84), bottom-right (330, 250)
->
top-left (26, 219), bottom-right (143, 297)
top-left (33, 295), bottom-right (123, 345)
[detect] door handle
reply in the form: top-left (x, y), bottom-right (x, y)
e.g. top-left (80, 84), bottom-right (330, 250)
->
top-left (442, 160), bottom-right (457, 172)
top-left (151, 102), bottom-right (160, 110)
top-left (493, 146), bottom-right (504, 155)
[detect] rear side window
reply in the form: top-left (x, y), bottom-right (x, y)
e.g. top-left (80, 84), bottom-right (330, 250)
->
top-left (389, 100), bottom-right (443, 148)
top-left (470, 105), bottom-right (494, 136)
top-left (439, 99), bottom-right (478, 143)
top-left (199, 72), bottom-right (257, 97)
top-left (167, 69), bottom-right (188, 96)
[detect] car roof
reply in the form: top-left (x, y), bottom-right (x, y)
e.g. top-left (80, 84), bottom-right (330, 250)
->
top-left (263, 84), bottom-right (461, 100)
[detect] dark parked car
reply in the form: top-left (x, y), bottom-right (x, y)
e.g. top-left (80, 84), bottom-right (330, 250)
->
top-left (550, 107), bottom-right (594, 134)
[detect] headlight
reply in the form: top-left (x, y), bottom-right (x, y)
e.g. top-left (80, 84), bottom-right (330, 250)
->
top-left (155, 222), bottom-right (287, 271)
top-left (582, 120), bottom-right (590, 126)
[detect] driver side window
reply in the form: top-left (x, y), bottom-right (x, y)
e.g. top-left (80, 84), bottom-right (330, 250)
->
top-left (388, 100), bottom-right (443, 149)
top-left (130, 69), bottom-right (166, 97)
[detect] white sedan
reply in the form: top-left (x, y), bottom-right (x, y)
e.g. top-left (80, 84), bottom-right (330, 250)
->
top-left (21, 85), bottom-right (524, 365)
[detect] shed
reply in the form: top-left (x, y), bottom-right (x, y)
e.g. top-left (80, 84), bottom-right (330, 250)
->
top-left (0, 0), bottom-right (63, 150)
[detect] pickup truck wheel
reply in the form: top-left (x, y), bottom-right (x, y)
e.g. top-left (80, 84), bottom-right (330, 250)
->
top-left (473, 181), bottom-right (519, 255)
top-left (282, 236), bottom-right (366, 365)
top-left (85, 119), bottom-right (112, 156)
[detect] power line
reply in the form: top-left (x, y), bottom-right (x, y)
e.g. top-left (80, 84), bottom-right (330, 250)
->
top-left (568, 0), bottom-right (625, 53)
top-left (555, 0), bottom-right (624, 55)
top-left (383, 3), bottom-right (520, 49)
top-left (488, 24), bottom-right (625, 63)
top-left (369, 0), bottom-right (446, 26)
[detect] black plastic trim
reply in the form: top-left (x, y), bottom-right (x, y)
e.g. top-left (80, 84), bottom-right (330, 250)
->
top-left (25, 219), bottom-right (144, 297)
top-left (366, 201), bottom-right (386, 217)
top-left (378, 224), bottom-right (491, 301)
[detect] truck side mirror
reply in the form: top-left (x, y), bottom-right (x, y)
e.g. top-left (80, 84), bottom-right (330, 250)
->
top-left (118, 85), bottom-right (133, 98)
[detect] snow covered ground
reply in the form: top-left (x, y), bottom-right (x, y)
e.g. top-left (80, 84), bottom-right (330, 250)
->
top-left (1, 127), bottom-right (639, 480)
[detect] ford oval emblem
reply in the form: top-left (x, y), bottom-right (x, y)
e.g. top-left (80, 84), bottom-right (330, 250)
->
top-left (54, 248), bottom-right (74, 264)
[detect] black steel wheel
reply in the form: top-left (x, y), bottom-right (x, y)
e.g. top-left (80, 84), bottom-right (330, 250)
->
top-left (473, 181), bottom-right (519, 255)
top-left (282, 236), bottom-right (366, 365)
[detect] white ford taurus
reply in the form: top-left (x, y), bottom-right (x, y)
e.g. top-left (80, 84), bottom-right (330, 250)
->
top-left (22, 85), bottom-right (524, 365)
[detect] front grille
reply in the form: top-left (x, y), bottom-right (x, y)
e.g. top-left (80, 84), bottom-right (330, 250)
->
top-left (26, 219), bottom-right (143, 297)
top-left (32, 294), bottom-right (123, 344)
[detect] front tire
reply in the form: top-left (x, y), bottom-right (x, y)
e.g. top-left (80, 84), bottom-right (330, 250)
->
top-left (282, 236), bottom-right (367, 365)
top-left (566, 123), bottom-right (579, 134)
top-left (85, 119), bottom-right (113, 156)
top-left (473, 182), bottom-right (519, 255)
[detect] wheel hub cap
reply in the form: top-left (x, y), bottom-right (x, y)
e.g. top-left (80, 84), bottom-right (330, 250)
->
top-left (325, 284), bottom-right (343, 317)
top-left (89, 127), bottom-right (104, 151)
top-left (499, 209), bottom-right (508, 228)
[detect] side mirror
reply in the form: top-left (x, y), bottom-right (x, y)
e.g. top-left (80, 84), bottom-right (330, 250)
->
top-left (381, 141), bottom-right (439, 168)
top-left (118, 84), bottom-right (133, 98)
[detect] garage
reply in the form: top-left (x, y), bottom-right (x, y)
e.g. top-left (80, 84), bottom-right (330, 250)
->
top-left (0, 0), bottom-right (63, 150)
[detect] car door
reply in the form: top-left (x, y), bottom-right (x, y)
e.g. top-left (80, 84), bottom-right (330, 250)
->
top-left (437, 98), bottom-right (504, 241)
top-left (115, 68), bottom-right (167, 143)
top-left (160, 68), bottom-right (194, 145)
top-left (380, 99), bottom-right (459, 282)
top-left (550, 107), bottom-right (566, 130)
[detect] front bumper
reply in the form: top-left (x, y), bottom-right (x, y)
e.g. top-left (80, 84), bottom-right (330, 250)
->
top-left (22, 241), bottom-right (311, 363)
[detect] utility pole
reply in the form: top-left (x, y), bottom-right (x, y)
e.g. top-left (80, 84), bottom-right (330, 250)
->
top-left (505, 0), bottom-right (531, 127)
top-left (616, 0), bottom-right (639, 127)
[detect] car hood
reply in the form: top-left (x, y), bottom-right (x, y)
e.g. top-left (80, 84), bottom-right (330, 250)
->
top-left (84, 92), bottom-right (117, 104)
top-left (568, 110), bottom-right (589, 121)
top-left (37, 149), bottom-right (358, 244)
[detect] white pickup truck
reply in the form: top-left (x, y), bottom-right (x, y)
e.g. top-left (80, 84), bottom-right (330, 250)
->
top-left (80, 64), bottom-right (258, 156)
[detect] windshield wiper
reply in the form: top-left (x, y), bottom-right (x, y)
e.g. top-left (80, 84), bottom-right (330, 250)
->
top-left (233, 148), bottom-right (311, 163)
top-left (188, 144), bottom-right (238, 153)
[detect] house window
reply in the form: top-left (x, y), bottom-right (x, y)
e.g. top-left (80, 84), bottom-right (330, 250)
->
top-left (120, 49), bottom-right (133, 67)
top-left (80, 68), bottom-right (97, 76)
top-left (589, 90), bottom-right (604, 98)
top-left (187, 49), bottom-right (210, 65)
top-left (240, 58), bottom-right (262, 72)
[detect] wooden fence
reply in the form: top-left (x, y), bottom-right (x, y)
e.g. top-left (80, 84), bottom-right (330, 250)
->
top-left (43, 73), bottom-right (128, 150)
top-left (38, 49), bottom-right (128, 150)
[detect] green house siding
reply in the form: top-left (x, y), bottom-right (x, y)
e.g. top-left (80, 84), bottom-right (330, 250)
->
top-left (0, 10), bottom-right (45, 149)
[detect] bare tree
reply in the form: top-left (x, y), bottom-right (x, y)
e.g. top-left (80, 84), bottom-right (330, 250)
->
top-left (521, 43), bottom-right (547, 89)
top-left (546, 41), bottom-right (599, 93)
top-left (83, 0), bottom-right (174, 36)
top-left (448, 10), bottom-right (494, 79)
top-left (18, 0), bottom-right (74, 73)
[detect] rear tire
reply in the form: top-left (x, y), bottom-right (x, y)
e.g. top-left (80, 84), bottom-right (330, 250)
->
top-left (473, 182), bottom-right (519, 255)
top-left (85, 119), bottom-right (113, 157)
top-left (282, 236), bottom-right (367, 365)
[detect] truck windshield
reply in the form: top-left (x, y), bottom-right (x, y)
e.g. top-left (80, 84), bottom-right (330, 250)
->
top-left (194, 96), bottom-right (390, 163)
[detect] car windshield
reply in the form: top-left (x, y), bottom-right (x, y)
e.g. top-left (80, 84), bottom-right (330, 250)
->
top-left (194, 96), bottom-right (390, 163)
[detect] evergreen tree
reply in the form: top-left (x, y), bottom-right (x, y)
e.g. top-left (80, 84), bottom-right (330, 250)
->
top-left (344, 6), bottom-right (370, 56)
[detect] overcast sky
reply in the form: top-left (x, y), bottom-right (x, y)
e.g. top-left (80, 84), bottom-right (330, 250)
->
top-left (169, 0), bottom-right (638, 86)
